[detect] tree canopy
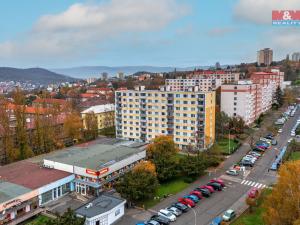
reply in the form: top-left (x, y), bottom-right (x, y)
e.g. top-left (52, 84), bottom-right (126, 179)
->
top-left (263, 161), bottom-right (300, 225)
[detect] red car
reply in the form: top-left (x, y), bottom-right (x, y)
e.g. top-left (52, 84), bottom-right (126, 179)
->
top-left (178, 197), bottom-right (195, 207)
top-left (199, 185), bottom-right (214, 193)
top-left (190, 190), bottom-right (203, 199)
top-left (248, 188), bottom-right (259, 198)
top-left (210, 179), bottom-right (225, 187)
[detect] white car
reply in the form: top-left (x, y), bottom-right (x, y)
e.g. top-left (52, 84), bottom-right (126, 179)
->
top-left (166, 207), bottom-right (182, 217)
top-left (278, 129), bottom-right (283, 133)
top-left (288, 138), bottom-right (293, 143)
top-left (158, 209), bottom-right (176, 221)
top-left (222, 209), bottom-right (236, 221)
top-left (226, 169), bottom-right (239, 176)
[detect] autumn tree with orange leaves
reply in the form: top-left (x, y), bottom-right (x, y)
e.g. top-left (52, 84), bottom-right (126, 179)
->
top-left (263, 160), bottom-right (300, 225)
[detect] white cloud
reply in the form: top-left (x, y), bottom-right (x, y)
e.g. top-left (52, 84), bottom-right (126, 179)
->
top-left (0, 0), bottom-right (188, 64)
top-left (234, 0), bottom-right (300, 24)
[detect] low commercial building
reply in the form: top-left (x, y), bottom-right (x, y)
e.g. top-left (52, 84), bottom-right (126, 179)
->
top-left (0, 161), bottom-right (74, 224)
top-left (42, 139), bottom-right (146, 196)
top-left (76, 195), bottom-right (126, 225)
top-left (81, 104), bottom-right (115, 130)
top-left (0, 138), bottom-right (146, 224)
top-left (115, 86), bottom-right (215, 150)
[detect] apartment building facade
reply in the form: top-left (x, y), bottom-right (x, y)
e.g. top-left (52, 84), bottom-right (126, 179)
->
top-left (250, 69), bottom-right (284, 90)
top-left (115, 86), bottom-right (215, 150)
top-left (187, 71), bottom-right (240, 84)
top-left (257, 48), bottom-right (273, 66)
top-left (221, 81), bottom-right (262, 125)
top-left (165, 78), bottom-right (222, 91)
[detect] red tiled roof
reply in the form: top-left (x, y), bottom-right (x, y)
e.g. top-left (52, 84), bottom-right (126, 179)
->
top-left (7, 103), bottom-right (47, 114)
top-left (33, 98), bottom-right (67, 105)
top-left (0, 161), bottom-right (71, 189)
top-left (80, 93), bottom-right (99, 98)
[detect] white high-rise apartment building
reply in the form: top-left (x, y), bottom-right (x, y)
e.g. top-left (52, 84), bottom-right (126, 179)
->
top-left (187, 71), bottom-right (240, 84)
top-left (115, 86), bottom-right (216, 150)
top-left (165, 78), bottom-right (222, 91)
top-left (221, 81), bottom-right (262, 125)
top-left (292, 52), bottom-right (300, 62)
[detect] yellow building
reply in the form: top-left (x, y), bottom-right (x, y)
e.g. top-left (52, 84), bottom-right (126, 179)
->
top-left (115, 86), bottom-right (215, 150)
top-left (81, 104), bottom-right (115, 130)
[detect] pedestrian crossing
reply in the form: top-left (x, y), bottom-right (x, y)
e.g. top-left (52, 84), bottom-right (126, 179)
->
top-left (240, 179), bottom-right (267, 189)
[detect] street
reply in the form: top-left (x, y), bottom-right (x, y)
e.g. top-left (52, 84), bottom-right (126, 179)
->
top-left (116, 107), bottom-right (300, 225)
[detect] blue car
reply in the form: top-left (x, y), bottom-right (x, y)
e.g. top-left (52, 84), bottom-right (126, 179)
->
top-left (210, 217), bottom-right (223, 225)
top-left (183, 195), bottom-right (199, 203)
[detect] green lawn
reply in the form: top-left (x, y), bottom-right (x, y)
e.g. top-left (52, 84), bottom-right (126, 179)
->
top-left (142, 177), bottom-right (190, 209)
top-left (217, 138), bottom-right (239, 155)
top-left (25, 215), bottom-right (51, 225)
top-left (289, 151), bottom-right (300, 160)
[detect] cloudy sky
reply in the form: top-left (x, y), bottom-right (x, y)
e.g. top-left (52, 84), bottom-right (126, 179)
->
top-left (0, 0), bottom-right (299, 68)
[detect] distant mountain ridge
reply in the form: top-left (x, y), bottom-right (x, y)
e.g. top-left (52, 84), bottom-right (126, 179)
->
top-left (0, 67), bottom-right (77, 85)
top-left (51, 65), bottom-right (211, 79)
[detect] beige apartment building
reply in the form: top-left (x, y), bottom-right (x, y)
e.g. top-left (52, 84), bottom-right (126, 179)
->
top-left (257, 48), bottom-right (273, 66)
top-left (115, 86), bottom-right (216, 150)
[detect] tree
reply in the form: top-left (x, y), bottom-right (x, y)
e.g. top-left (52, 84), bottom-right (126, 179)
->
top-left (274, 86), bottom-right (283, 107)
top-left (116, 161), bottom-right (159, 203)
top-left (179, 153), bottom-right (206, 179)
top-left (147, 136), bottom-right (179, 181)
top-left (83, 112), bottom-right (98, 141)
top-left (12, 89), bottom-right (34, 160)
top-left (133, 160), bottom-right (156, 176)
top-left (63, 112), bottom-right (83, 141)
top-left (48, 208), bottom-right (85, 225)
top-left (284, 89), bottom-right (297, 105)
top-left (263, 161), bottom-right (300, 225)
top-left (246, 197), bottom-right (257, 213)
top-left (228, 116), bottom-right (246, 134)
top-left (215, 111), bottom-right (230, 139)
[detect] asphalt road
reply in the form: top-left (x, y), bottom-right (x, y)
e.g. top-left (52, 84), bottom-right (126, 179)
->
top-left (117, 106), bottom-right (300, 225)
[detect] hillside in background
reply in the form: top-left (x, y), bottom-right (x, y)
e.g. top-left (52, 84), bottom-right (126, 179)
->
top-left (0, 67), bottom-right (77, 85)
top-left (51, 66), bottom-right (211, 78)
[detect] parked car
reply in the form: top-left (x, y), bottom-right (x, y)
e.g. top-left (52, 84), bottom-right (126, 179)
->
top-left (199, 185), bottom-right (214, 193)
top-left (260, 138), bottom-right (272, 145)
top-left (183, 195), bottom-right (199, 203)
top-left (209, 179), bottom-right (225, 187)
top-left (271, 139), bottom-right (277, 145)
top-left (146, 220), bottom-right (160, 225)
top-left (189, 190), bottom-right (203, 199)
top-left (150, 215), bottom-right (170, 225)
top-left (253, 146), bottom-right (266, 152)
top-left (158, 209), bottom-right (176, 222)
top-left (248, 151), bottom-right (261, 157)
top-left (178, 197), bottom-right (195, 207)
top-left (207, 182), bottom-right (222, 191)
top-left (226, 169), bottom-right (239, 176)
top-left (278, 128), bottom-right (283, 133)
top-left (194, 188), bottom-right (211, 197)
top-left (240, 159), bottom-right (254, 167)
top-left (136, 222), bottom-right (146, 225)
top-left (222, 209), bottom-right (236, 221)
top-left (166, 207), bottom-right (182, 217)
top-left (248, 188), bottom-right (259, 199)
top-left (210, 217), bottom-right (223, 225)
top-left (171, 202), bottom-right (189, 213)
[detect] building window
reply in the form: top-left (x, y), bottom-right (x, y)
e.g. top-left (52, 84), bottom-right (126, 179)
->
top-left (115, 209), bottom-right (121, 216)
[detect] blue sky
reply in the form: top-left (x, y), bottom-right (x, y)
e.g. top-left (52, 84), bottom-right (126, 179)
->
top-left (0, 0), bottom-right (299, 68)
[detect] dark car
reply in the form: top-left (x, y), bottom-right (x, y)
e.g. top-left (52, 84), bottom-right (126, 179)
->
top-left (240, 159), bottom-right (254, 167)
top-left (194, 187), bottom-right (211, 197)
top-left (207, 182), bottom-right (222, 191)
top-left (150, 215), bottom-right (170, 225)
top-left (171, 202), bottom-right (189, 213)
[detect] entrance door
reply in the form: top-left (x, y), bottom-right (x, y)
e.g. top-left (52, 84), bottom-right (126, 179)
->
top-left (76, 183), bottom-right (86, 196)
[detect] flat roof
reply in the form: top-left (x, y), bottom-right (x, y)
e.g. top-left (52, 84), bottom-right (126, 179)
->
top-left (0, 161), bottom-right (71, 190)
top-left (36, 138), bottom-right (147, 170)
top-left (75, 195), bottom-right (125, 218)
top-left (0, 181), bottom-right (32, 204)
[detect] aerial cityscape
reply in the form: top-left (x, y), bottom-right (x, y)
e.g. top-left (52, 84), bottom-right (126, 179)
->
top-left (0, 1), bottom-right (300, 225)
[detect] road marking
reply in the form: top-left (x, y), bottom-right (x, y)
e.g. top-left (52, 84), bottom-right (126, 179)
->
top-left (240, 179), bottom-right (268, 189)
top-left (241, 180), bottom-right (246, 184)
top-left (251, 182), bottom-right (256, 187)
top-left (254, 183), bottom-right (259, 188)
top-left (257, 184), bottom-right (262, 188)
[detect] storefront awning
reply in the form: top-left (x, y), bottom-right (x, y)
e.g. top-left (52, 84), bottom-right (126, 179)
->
top-left (74, 179), bottom-right (101, 188)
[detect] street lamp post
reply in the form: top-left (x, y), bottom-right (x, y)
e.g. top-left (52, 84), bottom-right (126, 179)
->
top-left (228, 129), bottom-right (231, 155)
